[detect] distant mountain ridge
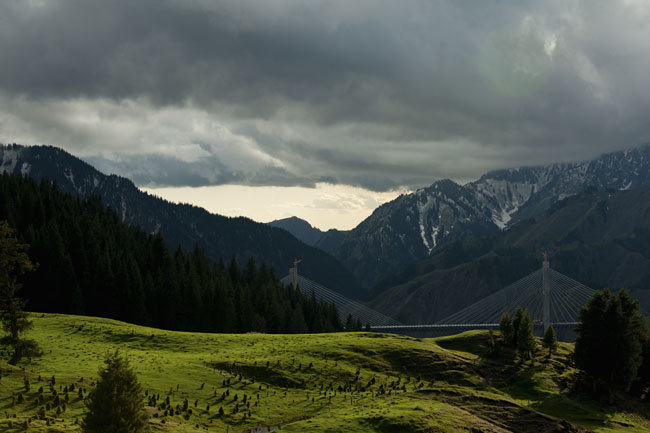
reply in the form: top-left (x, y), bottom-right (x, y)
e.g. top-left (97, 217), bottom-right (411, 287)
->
top-left (331, 143), bottom-right (650, 289)
top-left (268, 217), bottom-right (325, 246)
top-left (0, 144), bottom-right (362, 298)
top-left (268, 216), bottom-right (348, 255)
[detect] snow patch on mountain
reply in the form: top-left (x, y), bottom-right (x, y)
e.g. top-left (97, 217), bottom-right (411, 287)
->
top-left (431, 226), bottom-right (439, 250)
top-left (492, 207), bottom-right (516, 230)
top-left (1, 148), bottom-right (19, 173)
top-left (20, 162), bottom-right (31, 176)
top-left (472, 178), bottom-right (539, 228)
top-left (417, 194), bottom-right (437, 253)
top-left (64, 168), bottom-right (75, 189)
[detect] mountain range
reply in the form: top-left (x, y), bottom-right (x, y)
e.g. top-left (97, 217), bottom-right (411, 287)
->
top-left (368, 185), bottom-right (650, 323)
top-left (318, 143), bottom-right (650, 289)
top-left (0, 144), bottom-right (362, 298)
top-left (5, 142), bottom-right (650, 325)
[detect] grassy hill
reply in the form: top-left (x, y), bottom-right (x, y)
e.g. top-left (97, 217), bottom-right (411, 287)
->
top-left (1, 314), bottom-right (649, 432)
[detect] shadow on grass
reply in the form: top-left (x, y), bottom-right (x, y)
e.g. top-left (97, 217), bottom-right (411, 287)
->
top-left (206, 361), bottom-right (304, 389)
top-left (531, 393), bottom-right (626, 429)
top-left (435, 331), bottom-right (494, 356)
top-left (434, 331), bottom-right (647, 430)
top-left (471, 340), bottom-right (646, 430)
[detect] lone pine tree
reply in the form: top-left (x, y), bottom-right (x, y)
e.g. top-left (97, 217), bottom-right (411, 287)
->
top-left (0, 220), bottom-right (36, 363)
top-left (543, 324), bottom-right (558, 357)
top-left (517, 310), bottom-right (536, 361)
top-left (83, 350), bottom-right (149, 433)
top-left (499, 312), bottom-right (514, 346)
top-left (511, 307), bottom-right (524, 348)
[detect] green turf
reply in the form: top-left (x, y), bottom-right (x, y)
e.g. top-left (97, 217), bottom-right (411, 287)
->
top-left (1, 314), bottom-right (649, 432)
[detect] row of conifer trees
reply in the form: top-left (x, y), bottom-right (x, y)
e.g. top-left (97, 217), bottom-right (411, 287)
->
top-left (497, 290), bottom-right (650, 397)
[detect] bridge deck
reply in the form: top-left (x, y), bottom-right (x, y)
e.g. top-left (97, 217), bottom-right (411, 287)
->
top-left (369, 322), bottom-right (579, 341)
top-left (370, 322), bottom-right (578, 330)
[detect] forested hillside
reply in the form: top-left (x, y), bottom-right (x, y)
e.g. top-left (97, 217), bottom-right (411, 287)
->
top-left (0, 144), bottom-right (362, 299)
top-left (0, 173), bottom-right (342, 333)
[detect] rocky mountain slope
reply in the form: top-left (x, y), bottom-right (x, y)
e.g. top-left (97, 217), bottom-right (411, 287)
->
top-left (368, 185), bottom-right (650, 324)
top-left (0, 144), bottom-right (362, 298)
top-left (334, 143), bottom-right (650, 289)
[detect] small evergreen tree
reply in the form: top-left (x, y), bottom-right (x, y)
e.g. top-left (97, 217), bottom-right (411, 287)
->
top-left (511, 308), bottom-right (524, 348)
top-left (516, 310), bottom-right (536, 361)
top-left (542, 324), bottom-right (558, 357)
top-left (0, 221), bottom-right (36, 364)
top-left (487, 329), bottom-right (501, 357)
top-left (499, 313), bottom-right (514, 346)
top-left (345, 314), bottom-right (355, 331)
top-left (83, 351), bottom-right (149, 433)
top-left (634, 336), bottom-right (650, 393)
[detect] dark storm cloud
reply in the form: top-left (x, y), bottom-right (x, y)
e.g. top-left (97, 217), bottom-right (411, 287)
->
top-left (0, 0), bottom-right (386, 109)
top-left (2, 0), bottom-right (650, 190)
top-left (86, 153), bottom-right (317, 188)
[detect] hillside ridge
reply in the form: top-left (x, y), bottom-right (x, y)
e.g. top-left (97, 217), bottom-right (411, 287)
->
top-left (3, 313), bottom-right (649, 432)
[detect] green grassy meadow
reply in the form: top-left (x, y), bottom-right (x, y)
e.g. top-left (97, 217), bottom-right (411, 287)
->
top-left (1, 314), bottom-right (649, 432)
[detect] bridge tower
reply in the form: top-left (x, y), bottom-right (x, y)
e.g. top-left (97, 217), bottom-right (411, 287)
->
top-left (289, 258), bottom-right (302, 289)
top-left (542, 252), bottom-right (551, 331)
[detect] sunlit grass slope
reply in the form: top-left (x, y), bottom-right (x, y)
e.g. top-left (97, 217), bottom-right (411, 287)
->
top-left (1, 314), bottom-right (649, 432)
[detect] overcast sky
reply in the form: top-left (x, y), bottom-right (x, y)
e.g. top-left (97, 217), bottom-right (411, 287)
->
top-left (2, 1), bottom-right (650, 229)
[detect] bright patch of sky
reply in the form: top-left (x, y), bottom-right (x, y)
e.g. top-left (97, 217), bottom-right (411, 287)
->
top-left (141, 183), bottom-right (408, 231)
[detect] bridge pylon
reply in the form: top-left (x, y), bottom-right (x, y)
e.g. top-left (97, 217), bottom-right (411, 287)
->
top-left (436, 258), bottom-right (595, 327)
top-left (289, 258), bottom-right (302, 289)
top-left (542, 252), bottom-right (551, 331)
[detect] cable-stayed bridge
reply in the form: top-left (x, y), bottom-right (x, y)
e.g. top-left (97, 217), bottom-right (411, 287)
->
top-left (436, 267), bottom-right (593, 326)
top-left (370, 257), bottom-right (596, 338)
top-left (282, 257), bottom-right (595, 339)
top-left (279, 272), bottom-right (403, 327)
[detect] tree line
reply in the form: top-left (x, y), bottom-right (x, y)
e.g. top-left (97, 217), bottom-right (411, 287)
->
top-left (497, 308), bottom-right (553, 360)
top-left (574, 288), bottom-right (650, 398)
top-left (0, 173), bottom-right (345, 334)
top-left (496, 287), bottom-right (650, 400)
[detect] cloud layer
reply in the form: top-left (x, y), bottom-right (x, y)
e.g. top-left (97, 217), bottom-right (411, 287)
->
top-left (2, 0), bottom-right (650, 190)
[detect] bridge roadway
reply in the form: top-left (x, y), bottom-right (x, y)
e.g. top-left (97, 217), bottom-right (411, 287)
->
top-left (369, 322), bottom-right (579, 339)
